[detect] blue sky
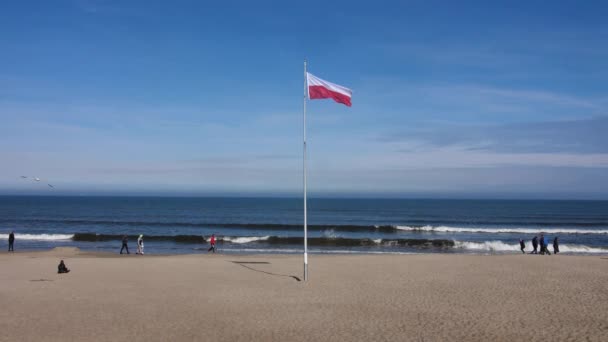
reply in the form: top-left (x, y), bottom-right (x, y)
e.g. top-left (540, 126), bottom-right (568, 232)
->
top-left (1, 0), bottom-right (607, 198)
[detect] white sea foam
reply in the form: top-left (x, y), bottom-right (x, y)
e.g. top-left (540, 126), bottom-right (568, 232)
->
top-left (322, 229), bottom-right (337, 238)
top-left (321, 250), bottom-right (418, 255)
top-left (454, 240), bottom-right (608, 254)
top-left (214, 248), bottom-right (301, 253)
top-left (396, 225), bottom-right (608, 234)
top-left (222, 236), bottom-right (270, 244)
top-left (218, 248), bottom-right (416, 255)
top-left (0, 233), bottom-right (74, 241)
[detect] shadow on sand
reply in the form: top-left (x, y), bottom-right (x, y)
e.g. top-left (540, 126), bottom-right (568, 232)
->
top-left (230, 261), bottom-right (301, 281)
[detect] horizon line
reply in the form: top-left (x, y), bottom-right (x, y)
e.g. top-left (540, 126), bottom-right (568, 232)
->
top-left (0, 193), bottom-right (607, 201)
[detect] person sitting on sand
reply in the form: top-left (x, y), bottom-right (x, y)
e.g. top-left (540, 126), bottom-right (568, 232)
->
top-left (531, 236), bottom-right (538, 254)
top-left (136, 234), bottom-right (144, 255)
top-left (519, 239), bottom-right (525, 254)
top-left (120, 235), bottom-right (130, 254)
top-left (208, 234), bottom-right (216, 253)
top-left (553, 237), bottom-right (559, 254)
top-left (58, 260), bottom-right (70, 274)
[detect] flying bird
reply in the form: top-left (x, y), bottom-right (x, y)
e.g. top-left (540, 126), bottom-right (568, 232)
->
top-left (19, 176), bottom-right (55, 189)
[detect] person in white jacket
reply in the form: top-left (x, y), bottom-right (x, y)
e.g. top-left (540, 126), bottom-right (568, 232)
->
top-left (137, 234), bottom-right (144, 255)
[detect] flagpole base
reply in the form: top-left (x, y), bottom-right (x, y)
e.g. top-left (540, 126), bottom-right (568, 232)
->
top-left (304, 262), bottom-right (308, 282)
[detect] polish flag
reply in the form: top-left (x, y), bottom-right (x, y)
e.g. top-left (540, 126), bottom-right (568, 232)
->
top-left (307, 72), bottom-right (352, 107)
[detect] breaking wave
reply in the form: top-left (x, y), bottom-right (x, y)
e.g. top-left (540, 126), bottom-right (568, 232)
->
top-left (221, 236), bottom-right (270, 244)
top-left (454, 240), bottom-right (608, 254)
top-left (5, 218), bottom-right (608, 235)
top-left (4, 232), bottom-right (607, 254)
top-left (0, 233), bottom-right (74, 241)
top-left (2, 218), bottom-right (398, 232)
top-left (24, 233), bottom-right (453, 248)
top-left (397, 226), bottom-right (608, 234)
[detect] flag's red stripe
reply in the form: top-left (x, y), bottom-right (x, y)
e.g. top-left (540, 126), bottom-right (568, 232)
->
top-left (308, 85), bottom-right (352, 107)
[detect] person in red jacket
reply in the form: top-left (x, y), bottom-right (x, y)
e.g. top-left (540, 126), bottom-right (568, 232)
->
top-left (207, 234), bottom-right (216, 253)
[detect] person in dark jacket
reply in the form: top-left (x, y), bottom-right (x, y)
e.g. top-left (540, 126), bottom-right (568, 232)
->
top-left (519, 239), bottom-right (525, 254)
top-left (58, 260), bottom-right (70, 273)
top-left (531, 236), bottom-right (538, 254)
top-left (120, 235), bottom-right (130, 254)
top-left (8, 231), bottom-right (14, 252)
top-left (553, 237), bottom-right (559, 254)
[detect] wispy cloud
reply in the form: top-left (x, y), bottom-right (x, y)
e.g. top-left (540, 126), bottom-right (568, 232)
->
top-left (376, 27), bottom-right (608, 80)
top-left (72, 0), bottom-right (139, 16)
top-left (463, 85), bottom-right (600, 110)
top-left (380, 116), bottom-right (608, 154)
top-left (352, 78), bottom-right (607, 131)
top-left (378, 42), bottom-right (539, 70)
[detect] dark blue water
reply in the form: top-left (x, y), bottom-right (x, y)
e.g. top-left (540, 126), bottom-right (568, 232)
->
top-left (1, 196), bottom-right (607, 254)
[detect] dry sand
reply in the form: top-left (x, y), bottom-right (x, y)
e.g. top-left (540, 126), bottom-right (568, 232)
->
top-left (1, 248), bottom-right (607, 342)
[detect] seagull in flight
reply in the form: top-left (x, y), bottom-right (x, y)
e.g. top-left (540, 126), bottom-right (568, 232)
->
top-left (19, 176), bottom-right (55, 189)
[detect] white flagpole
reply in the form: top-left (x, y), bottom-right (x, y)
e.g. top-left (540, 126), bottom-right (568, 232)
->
top-left (303, 60), bottom-right (308, 282)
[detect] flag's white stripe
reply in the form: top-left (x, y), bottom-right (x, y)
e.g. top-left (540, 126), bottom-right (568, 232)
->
top-left (306, 72), bottom-right (352, 98)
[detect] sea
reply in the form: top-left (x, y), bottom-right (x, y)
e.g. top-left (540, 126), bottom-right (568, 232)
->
top-left (1, 196), bottom-right (607, 255)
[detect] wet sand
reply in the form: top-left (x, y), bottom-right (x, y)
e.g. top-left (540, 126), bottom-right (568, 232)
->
top-left (1, 248), bottom-right (606, 341)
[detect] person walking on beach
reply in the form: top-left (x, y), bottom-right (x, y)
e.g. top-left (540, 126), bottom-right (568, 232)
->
top-left (553, 237), bottom-right (559, 254)
top-left (120, 235), bottom-right (130, 254)
top-left (8, 231), bottom-right (14, 252)
top-left (539, 234), bottom-right (546, 255)
top-left (207, 234), bottom-right (216, 253)
top-left (136, 234), bottom-right (144, 255)
top-left (519, 239), bottom-right (525, 254)
top-left (544, 235), bottom-right (551, 255)
top-left (532, 236), bottom-right (538, 254)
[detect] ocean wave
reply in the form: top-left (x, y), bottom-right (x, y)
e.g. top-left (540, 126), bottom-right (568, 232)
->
top-left (264, 237), bottom-right (454, 248)
top-left (4, 232), bottom-right (606, 254)
top-left (2, 218), bottom-right (398, 232)
top-left (71, 233), bottom-right (271, 244)
top-left (0, 233), bottom-right (74, 241)
top-left (68, 233), bottom-right (453, 248)
top-left (72, 233), bottom-right (207, 243)
top-left (200, 248), bottom-right (303, 253)
top-left (5, 217), bottom-right (608, 234)
top-left (454, 240), bottom-right (608, 254)
top-left (217, 248), bottom-right (417, 255)
top-left (221, 236), bottom-right (270, 244)
top-left (397, 225), bottom-right (608, 234)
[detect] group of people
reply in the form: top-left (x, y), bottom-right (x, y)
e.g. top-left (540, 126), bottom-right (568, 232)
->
top-left (519, 234), bottom-right (559, 255)
top-left (120, 234), bottom-right (145, 255)
top-left (7, 231), bottom-right (70, 274)
top-left (6, 231), bottom-right (217, 274)
top-left (118, 234), bottom-right (217, 254)
top-left (6, 231), bottom-right (215, 255)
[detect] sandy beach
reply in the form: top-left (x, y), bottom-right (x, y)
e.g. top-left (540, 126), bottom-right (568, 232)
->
top-left (0, 249), bottom-right (606, 342)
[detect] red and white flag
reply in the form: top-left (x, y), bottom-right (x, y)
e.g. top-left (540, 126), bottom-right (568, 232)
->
top-left (307, 72), bottom-right (352, 107)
